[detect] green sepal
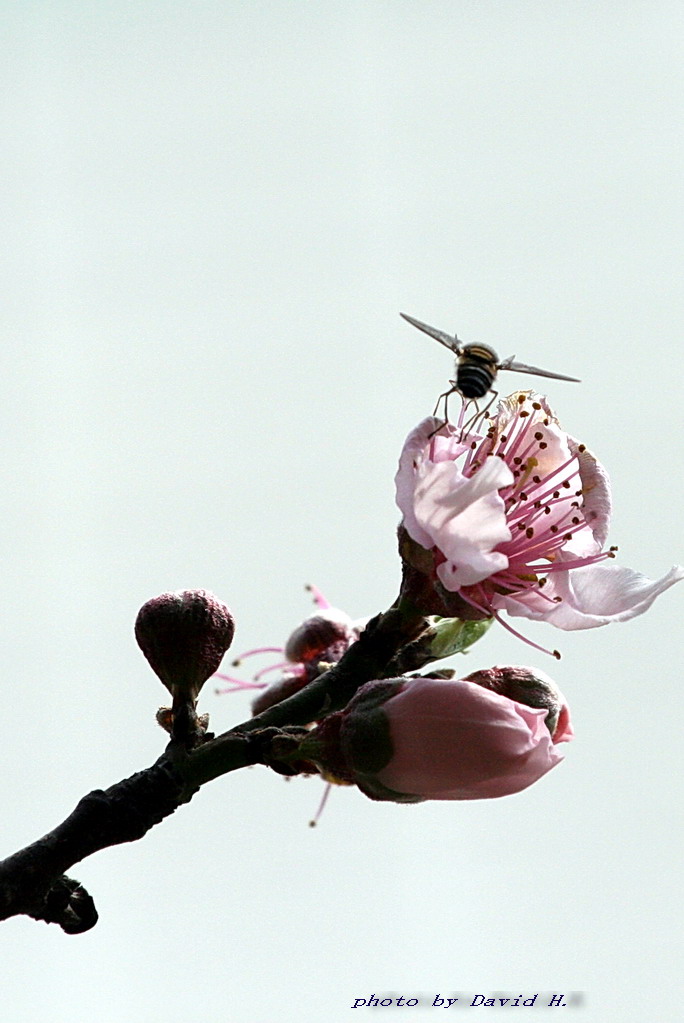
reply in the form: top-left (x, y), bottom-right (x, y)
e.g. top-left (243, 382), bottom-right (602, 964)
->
top-left (427, 615), bottom-right (494, 659)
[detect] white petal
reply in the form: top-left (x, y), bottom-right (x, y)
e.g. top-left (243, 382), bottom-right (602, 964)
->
top-left (568, 436), bottom-right (612, 548)
top-left (437, 549), bottom-right (510, 590)
top-left (394, 418), bottom-right (440, 549)
top-left (412, 458), bottom-right (513, 588)
top-left (495, 562), bottom-right (684, 630)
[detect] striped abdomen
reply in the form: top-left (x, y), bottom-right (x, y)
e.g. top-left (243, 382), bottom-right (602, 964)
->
top-left (456, 344), bottom-right (499, 399)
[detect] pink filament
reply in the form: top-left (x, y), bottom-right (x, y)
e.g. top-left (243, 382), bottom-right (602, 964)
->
top-left (305, 583), bottom-right (332, 609)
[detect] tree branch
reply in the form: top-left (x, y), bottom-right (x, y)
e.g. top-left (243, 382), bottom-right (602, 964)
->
top-left (0, 605), bottom-right (427, 932)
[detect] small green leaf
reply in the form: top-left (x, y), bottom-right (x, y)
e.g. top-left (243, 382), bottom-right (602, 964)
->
top-left (428, 616), bottom-right (494, 659)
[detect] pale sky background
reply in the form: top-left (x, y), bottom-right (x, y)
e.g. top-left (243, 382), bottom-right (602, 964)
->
top-left (2, 3), bottom-right (683, 1022)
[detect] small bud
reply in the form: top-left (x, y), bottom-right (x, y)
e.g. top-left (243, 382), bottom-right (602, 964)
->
top-left (283, 608), bottom-right (355, 664)
top-left (136, 589), bottom-right (235, 744)
top-left (251, 673), bottom-right (308, 717)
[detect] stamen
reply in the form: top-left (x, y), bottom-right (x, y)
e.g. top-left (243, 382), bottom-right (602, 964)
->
top-left (309, 781), bottom-right (333, 827)
top-left (492, 611), bottom-right (562, 659)
top-left (252, 660), bottom-right (294, 683)
top-left (524, 549), bottom-right (614, 572)
top-left (458, 590), bottom-right (561, 659)
top-left (213, 672), bottom-right (268, 694)
top-left (231, 646), bottom-right (283, 666)
top-left (495, 408), bottom-right (532, 462)
top-left (305, 583), bottom-right (332, 609)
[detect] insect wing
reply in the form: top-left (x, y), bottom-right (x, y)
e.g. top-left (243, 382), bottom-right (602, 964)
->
top-left (499, 356), bottom-right (580, 383)
top-left (400, 312), bottom-right (462, 355)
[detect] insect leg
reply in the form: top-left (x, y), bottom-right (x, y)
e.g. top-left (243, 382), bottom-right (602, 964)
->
top-left (429, 384), bottom-right (459, 437)
top-left (460, 389), bottom-right (498, 438)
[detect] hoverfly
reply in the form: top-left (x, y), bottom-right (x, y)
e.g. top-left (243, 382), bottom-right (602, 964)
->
top-left (400, 312), bottom-right (580, 424)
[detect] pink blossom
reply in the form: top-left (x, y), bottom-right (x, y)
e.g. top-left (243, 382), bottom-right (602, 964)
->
top-left (396, 392), bottom-right (683, 641)
top-left (305, 671), bottom-right (571, 802)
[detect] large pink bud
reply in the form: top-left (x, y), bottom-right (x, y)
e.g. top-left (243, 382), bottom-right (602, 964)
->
top-left (305, 670), bottom-right (571, 803)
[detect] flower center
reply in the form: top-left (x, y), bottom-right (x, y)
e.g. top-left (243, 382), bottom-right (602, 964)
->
top-left (440, 394), bottom-right (616, 654)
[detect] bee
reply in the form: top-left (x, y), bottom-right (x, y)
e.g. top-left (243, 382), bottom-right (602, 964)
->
top-left (400, 312), bottom-right (579, 421)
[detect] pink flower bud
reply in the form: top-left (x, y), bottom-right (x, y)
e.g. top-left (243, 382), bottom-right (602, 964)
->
top-left (306, 673), bottom-right (570, 803)
top-left (135, 589), bottom-right (235, 702)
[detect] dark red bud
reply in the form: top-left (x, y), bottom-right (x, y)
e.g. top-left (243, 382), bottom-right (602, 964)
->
top-left (251, 674), bottom-right (308, 717)
top-left (284, 608), bottom-right (354, 664)
top-left (135, 589), bottom-right (235, 701)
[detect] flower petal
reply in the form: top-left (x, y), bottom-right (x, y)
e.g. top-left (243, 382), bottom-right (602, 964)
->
top-left (569, 436), bottom-right (612, 548)
top-left (495, 560), bottom-right (684, 630)
top-left (376, 678), bottom-right (564, 800)
top-left (395, 418), bottom-right (443, 550)
top-left (416, 458), bottom-right (514, 588)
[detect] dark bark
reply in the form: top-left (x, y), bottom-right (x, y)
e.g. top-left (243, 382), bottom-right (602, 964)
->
top-left (0, 606), bottom-right (427, 932)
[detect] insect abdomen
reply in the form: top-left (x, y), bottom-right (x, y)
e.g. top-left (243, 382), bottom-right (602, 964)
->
top-left (457, 345), bottom-right (497, 398)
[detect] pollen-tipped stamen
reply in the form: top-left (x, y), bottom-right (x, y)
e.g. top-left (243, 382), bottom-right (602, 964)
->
top-left (459, 586), bottom-right (562, 659)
